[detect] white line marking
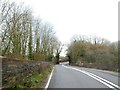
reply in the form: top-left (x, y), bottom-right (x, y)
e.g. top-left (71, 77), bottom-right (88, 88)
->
top-left (63, 65), bottom-right (119, 89)
top-left (45, 67), bottom-right (54, 89)
top-left (89, 72), bottom-right (120, 89)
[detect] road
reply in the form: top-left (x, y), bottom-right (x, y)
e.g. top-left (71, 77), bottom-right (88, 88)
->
top-left (48, 63), bottom-right (119, 89)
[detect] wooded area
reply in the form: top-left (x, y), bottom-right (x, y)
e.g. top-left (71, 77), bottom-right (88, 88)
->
top-left (0, 0), bottom-right (60, 61)
top-left (0, 0), bottom-right (119, 69)
top-left (67, 35), bottom-right (119, 71)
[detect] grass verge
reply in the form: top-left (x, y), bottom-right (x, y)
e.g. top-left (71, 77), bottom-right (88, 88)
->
top-left (16, 65), bottom-right (53, 88)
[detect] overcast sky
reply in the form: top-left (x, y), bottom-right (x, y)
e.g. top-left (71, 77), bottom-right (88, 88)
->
top-left (12, 0), bottom-right (119, 56)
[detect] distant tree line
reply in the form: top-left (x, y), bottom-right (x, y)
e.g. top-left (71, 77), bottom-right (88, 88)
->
top-left (67, 35), bottom-right (118, 71)
top-left (0, 0), bottom-right (60, 61)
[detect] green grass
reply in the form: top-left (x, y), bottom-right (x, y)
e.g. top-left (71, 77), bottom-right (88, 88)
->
top-left (112, 69), bottom-right (120, 73)
top-left (16, 66), bottom-right (53, 88)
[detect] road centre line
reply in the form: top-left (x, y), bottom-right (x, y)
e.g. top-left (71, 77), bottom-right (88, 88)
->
top-left (62, 65), bottom-right (119, 89)
top-left (88, 72), bottom-right (120, 89)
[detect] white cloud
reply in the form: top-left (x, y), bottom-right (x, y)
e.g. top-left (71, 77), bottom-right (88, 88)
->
top-left (10, 0), bottom-right (119, 56)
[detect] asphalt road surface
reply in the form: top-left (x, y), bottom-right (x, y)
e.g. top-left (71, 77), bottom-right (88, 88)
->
top-left (48, 63), bottom-right (119, 89)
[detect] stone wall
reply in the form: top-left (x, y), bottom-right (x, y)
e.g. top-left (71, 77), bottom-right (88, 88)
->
top-left (1, 57), bottom-right (52, 88)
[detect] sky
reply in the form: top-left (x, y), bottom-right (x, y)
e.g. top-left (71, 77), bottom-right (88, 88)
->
top-left (11, 0), bottom-right (119, 56)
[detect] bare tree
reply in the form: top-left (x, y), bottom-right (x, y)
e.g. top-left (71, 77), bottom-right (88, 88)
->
top-left (0, 0), bottom-right (60, 61)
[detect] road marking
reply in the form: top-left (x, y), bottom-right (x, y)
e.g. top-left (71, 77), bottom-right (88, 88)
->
top-left (45, 67), bottom-right (54, 89)
top-left (89, 72), bottom-right (120, 89)
top-left (62, 65), bottom-right (119, 89)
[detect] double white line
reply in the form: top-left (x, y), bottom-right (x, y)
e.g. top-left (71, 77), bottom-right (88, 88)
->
top-left (62, 65), bottom-right (120, 89)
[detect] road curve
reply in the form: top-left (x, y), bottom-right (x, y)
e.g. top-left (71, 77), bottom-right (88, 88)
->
top-left (48, 64), bottom-right (119, 89)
